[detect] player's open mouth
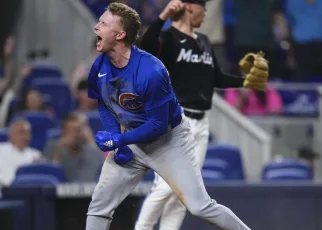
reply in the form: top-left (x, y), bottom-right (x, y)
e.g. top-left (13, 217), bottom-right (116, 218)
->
top-left (96, 35), bottom-right (102, 46)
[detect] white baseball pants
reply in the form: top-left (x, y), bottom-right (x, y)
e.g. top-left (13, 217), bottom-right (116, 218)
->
top-left (135, 115), bottom-right (210, 230)
top-left (86, 116), bottom-right (250, 230)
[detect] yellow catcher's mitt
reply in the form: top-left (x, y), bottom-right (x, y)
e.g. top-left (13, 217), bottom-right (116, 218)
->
top-left (239, 51), bottom-right (269, 91)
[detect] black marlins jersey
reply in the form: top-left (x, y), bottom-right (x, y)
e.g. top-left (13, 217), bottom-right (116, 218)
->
top-left (158, 28), bottom-right (217, 110)
top-left (140, 18), bottom-right (243, 111)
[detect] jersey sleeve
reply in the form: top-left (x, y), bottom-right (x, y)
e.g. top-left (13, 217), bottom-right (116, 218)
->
top-left (88, 55), bottom-right (103, 99)
top-left (98, 99), bottom-right (121, 133)
top-left (140, 18), bottom-right (166, 56)
top-left (118, 99), bottom-right (170, 146)
top-left (210, 40), bottom-right (244, 88)
top-left (140, 18), bottom-right (173, 62)
top-left (136, 57), bottom-right (172, 111)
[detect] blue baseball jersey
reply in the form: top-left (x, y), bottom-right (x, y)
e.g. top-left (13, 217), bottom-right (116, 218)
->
top-left (88, 45), bottom-right (183, 131)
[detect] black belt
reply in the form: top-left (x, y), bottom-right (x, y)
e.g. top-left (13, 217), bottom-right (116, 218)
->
top-left (184, 110), bottom-right (205, 120)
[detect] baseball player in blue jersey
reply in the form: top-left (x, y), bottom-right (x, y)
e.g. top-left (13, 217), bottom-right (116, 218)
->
top-left (86, 2), bottom-right (251, 230)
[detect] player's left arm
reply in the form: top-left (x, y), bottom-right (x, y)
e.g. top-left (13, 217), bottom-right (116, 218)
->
top-left (212, 49), bottom-right (245, 88)
top-left (212, 48), bottom-right (269, 91)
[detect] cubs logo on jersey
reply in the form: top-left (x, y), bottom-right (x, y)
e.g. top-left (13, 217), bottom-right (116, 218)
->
top-left (119, 92), bottom-right (144, 112)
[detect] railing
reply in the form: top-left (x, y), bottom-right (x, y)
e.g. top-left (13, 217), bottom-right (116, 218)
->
top-left (269, 83), bottom-right (322, 180)
top-left (209, 82), bottom-right (322, 181)
top-left (209, 92), bottom-right (272, 181)
top-left (250, 116), bottom-right (315, 158)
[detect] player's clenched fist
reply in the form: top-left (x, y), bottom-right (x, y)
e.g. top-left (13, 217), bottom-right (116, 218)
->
top-left (239, 51), bottom-right (269, 91)
top-left (95, 131), bottom-right (122, 151)
top-left (113, 146), bottom-right (134, 166)
top-left (95, 131), bottom-right (133, 166)
top-left (160, 0), bottom-right (185, 20)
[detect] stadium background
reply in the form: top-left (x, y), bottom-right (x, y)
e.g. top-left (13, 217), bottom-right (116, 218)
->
top-left (0, 0), bottom-right (322, 229)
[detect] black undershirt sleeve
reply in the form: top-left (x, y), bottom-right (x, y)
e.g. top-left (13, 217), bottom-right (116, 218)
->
top-left (140, 18), bottom-right (166, 56)
top-left (212, 51), bottom-right (245, 88)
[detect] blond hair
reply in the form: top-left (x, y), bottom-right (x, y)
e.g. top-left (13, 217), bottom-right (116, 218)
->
top-left (107, 2), bottom-right (141, 46)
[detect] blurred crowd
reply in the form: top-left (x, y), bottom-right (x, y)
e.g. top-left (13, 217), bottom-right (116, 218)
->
top-left (0, 37), bottom-right (104, 186)
top-left (0, 0), bottom-right (321, 186)
top-left (83, 0), bottom-right (322, 80)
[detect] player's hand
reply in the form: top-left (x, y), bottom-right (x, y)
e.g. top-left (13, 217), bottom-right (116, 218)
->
top-left (95, 131), bottom-right (122, 152)
top-left (113, 146), bottom-right (134, 166)
top-left (160, 0), bottom-right (185, 20)
top-left (239, 51), bottom-right (269, 91)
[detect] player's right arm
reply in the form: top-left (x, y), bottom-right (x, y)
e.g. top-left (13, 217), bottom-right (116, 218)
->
top-left (87, 55), bottom-right (121, 134)
top-left (96, 57), bottom-right (174, 151)
top-left (140, 0), bottom-right (184, 55)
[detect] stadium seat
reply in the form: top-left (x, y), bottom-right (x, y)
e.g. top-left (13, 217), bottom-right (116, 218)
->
top-left (262, 158), bottom-right (313, 181)
top-left (12, 174), bottom-right (60, 185)
top-left (202, 155), bottom-right (230, 182)
top-left (16, 163), bottom-right (65, 182)
top-left (23, 63), bottom-right (63, 89)
top-left (31, 79), bottom-right (75, 120)
top-left (31, 65), bottom-right (62, 78)
top-left (202, 143), bottom-right (245, 181)
top-left (84, 110), bottom-right (104, 133)
top-left (202, 168), bottom-right (227, 182)
top-left (46, 128), bottom-right (62, 140)
top-left (0, 128), bottom-right (8, 142)
top-left (11, 112), bottom-right (56, 151)
top-left (80, 0), bottom-right (107, 19)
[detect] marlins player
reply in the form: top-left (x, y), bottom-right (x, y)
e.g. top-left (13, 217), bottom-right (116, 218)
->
top-left (86, 2), bottom-right (266, 230)
top-left (135, 0), bottom-right (269, 230)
